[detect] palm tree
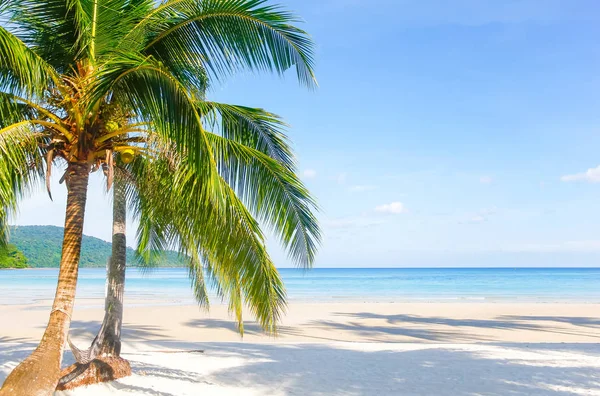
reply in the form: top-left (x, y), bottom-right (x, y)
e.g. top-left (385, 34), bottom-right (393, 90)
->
top-left (0, 1), bottom-right (319, 394)
top-left (60, 104), bottom-right (306, 388)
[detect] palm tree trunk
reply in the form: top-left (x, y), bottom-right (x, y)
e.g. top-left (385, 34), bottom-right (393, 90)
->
top-left (100, 176), bottom-right (127, 356)
top-left (0, 162), bottom-right (90, 396)
top-left (56, 176), bottom-right (131, 391)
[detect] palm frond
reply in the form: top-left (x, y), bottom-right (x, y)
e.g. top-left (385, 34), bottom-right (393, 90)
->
top-left (0, 94), bottom-right (34, 127)
top-left (7, 0), bottom-right (88, 69)
top-left (186, 246), bottom-right (210, 309)
top-left (129, 154), bottom-right (286, 333)
top-left (142, 0), bottom-right (317, 87)
top-left (208, 132), bottom-right (320, 267)
top-left (199, 101), bottom-right (294, 169)
top-left (0, 125), bottom-right (45, 246)
top-left (0, 25), bottom-right (56, 95)
top-left (91, 54), bottom-right (217, 177)
top-left (91, 0), bottom-right (155, 61)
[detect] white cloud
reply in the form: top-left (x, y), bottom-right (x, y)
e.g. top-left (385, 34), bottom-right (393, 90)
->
top-left (375, 202), bottom-right (405, 215)
top-left (349, 185), bottom-right (378, 192)
top-left (479, 176), bottom-right (493, 184)
top-left (303, 169), bottom-right (317, 179)
top-left (561, 165), bottom-right (600, 183)
top-left (336, 172), bottom-right (347, 185)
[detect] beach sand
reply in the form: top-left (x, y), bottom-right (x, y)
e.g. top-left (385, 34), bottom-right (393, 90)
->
top-left (1, 301), bottom-right (600, 394)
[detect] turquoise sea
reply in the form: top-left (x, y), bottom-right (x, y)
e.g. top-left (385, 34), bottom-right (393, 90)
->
top-left (2, 268), bottom-right (600, 305)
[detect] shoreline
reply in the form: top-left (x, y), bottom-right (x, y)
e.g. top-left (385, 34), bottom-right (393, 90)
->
top-left (4, 266), bottom-right (600, 269)
top-left (5, 297), bottom-right (600, 308)
top-left (5, 267), bottom-right (600, 307)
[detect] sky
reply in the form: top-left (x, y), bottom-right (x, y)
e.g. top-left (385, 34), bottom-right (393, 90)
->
top-left (12, 0), bottom-right (600, 267)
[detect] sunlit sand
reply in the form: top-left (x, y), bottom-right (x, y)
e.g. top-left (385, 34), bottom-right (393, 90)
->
top-left (2, 301), bottom-right (600, 395)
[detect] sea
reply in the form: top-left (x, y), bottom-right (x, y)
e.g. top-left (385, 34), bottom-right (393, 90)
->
top-left (1, 267), bottom-right (600, 305)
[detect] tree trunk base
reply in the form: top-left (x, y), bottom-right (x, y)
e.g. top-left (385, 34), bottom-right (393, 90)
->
top-left (56, 356), bottom-right (131, 391)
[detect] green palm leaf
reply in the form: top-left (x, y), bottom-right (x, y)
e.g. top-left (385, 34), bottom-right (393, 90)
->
top-left (130, 155), bottom-right (286, 332)
top-left (0, 26), bottom-right (55, 95)
top-left (208, 132), bottom-right (320, 267)
top-left (0, 126), bottom-right (45, 245)
top-left (141, 0), bottom-right (317, 87)
top-left (200, 101), bottom-right (295, 169)
top-left (91, 54), bottom-right (217, 177)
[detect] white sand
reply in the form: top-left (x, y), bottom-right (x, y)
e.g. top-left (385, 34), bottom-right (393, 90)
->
top-left (2, 341), bottom-right (600, 395)
top-left (2, 302), bottom-right (600, 394)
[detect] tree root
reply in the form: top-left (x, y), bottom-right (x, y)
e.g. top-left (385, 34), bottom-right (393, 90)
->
top-left (55, 356), bottom-right (131, 391)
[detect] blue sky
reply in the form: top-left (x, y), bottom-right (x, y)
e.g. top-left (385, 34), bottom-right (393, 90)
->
top-left (13, 0), bottom-right (600, 267)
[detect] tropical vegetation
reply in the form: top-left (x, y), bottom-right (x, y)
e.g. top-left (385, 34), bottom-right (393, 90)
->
top-left (0, 243), bottom-right (28, 268)
top-left (0, 0), bottom-right (319, 394)
top-left (7, 225), bottom-right (183, 268)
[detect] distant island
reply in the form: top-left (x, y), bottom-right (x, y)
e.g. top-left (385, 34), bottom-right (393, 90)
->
top-left (0, 226), bottom-right (184, 268)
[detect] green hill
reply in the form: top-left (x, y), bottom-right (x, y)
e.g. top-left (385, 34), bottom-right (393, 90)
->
top-left (7, 225), bottom-right (184, 268)
top-left (0, 244), bottom-right (28, 268)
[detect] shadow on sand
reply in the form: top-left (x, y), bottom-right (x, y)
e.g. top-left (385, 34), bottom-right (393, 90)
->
top-left (303, 312), bottom-right (600, 341)
top-left (2, 314), bottom-right (600, 395)
top-left (186, 311), bottom-right (600, 343)
top-left (53, 341), bottom-right (600, 395)
top-left (183, 317), bottom-right (494, 342)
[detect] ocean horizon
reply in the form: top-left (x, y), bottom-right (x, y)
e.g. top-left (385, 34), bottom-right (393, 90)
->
top-left (2, 267), bottom-right (600, 305)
